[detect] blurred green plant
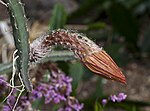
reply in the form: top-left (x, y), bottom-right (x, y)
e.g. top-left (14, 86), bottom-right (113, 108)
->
top-left (108, 2), bottom-right (139, 45)
top-left (49, 3), bottom-right (67, 30)
top-left (69, 62), bottom-right (84, 92)
top-left (94, 100), bottom-right (103, 111)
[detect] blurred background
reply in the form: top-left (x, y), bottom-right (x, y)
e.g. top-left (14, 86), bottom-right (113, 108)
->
top-left (0, 0), bottom-right (150, 111)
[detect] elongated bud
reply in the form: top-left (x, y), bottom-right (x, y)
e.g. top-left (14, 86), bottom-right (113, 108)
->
top-left (30, 29), bottom-right (126, 84)
top-left (82, 50), bottom-right (126, 84)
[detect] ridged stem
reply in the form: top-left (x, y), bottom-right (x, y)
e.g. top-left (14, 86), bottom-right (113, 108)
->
top-left (5, 0), bottom-right (32, 91)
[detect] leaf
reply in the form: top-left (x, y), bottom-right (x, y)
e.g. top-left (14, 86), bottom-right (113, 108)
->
top-left (94, 100), bottom-right (103, 111)
top-left (108, 2), bottom-right (139, 44)
top-left (69, 62), bottom-right (84, 91)
top-left (88, 22), bottom-right (106, 30)
top-left (49, 3), bottom-right (67, 30)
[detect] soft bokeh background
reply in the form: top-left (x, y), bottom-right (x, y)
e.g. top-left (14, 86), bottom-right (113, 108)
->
top-left (0, 0), bottom-right (150, 111)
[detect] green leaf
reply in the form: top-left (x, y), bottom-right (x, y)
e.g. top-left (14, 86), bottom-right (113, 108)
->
top-left (69, 62), bottom-right (84, 91)
top-left (88, 22), bottom-right (107, 30)
top-left (49, 3), bottom-right (67, 30)
top-left (108, 2), bottom-right (139, 44)
top-left (95, 100), bottom-right (103, 111)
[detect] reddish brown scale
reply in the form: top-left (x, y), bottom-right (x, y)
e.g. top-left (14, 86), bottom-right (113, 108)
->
top-left (30, 29), bottom-right (126, 84)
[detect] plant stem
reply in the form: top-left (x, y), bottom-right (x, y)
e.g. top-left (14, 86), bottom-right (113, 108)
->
top-left (5, 0), bottom-right (32, 91)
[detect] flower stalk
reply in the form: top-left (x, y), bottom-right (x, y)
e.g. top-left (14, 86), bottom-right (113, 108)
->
top-left (30, 29), bottom-right (126, 84)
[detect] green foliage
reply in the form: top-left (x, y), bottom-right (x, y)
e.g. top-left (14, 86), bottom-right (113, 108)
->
top-left (69, 62), bottom-right (84, 92)
top-left (88, 22), bottom-right (107, 30)
top-left (94, 100), bottom-right (103, 111)
top-left (49, 3), bottom-right (67, 30)
top-left (108, 2), bottom-right (139, 45)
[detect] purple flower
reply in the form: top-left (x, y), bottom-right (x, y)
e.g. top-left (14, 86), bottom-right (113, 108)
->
top-left (110, 95), bottom-right (118, 102)
top-left (117, 93), bottom-right (127, 102)
top-left (3, 95), bottom-right (31, 111)
top-left (67, 96), bottom-right (84, 111)
top-left (65, 107), bottom-right (72, 111)
top-left (102, 99), bottom-right (107, 105)
top-left (101, 92), bottom-right (127, 106)
top-left (7, 95), bottom-right (16, 106)
top-left (2, 105), bottom-right (11, 111)
top-left (31, 90), bottom-right (42, 100)
top-left (2, 69), bottom-right (83, 111)
top-left (110, 92), bottom-right (127, 102)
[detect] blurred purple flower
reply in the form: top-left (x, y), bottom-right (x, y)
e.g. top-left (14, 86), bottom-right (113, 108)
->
top-left (7, 95), bottom-right (16, 107)
top-left (2, 69), bottom-right (83, 111)
top-left (117, 93), bottom-right (127, 102)
top-left (31, 69), bottom-right (73, 105)
top-left (67, 96), bottom-right (84, 111)
top-left (2, 105), bottom-right (11, 111)
top-left (110, 95), bottom-right (118, 102)
top-left (65, 107), bottom-right (72, 111)
top-left (110, 92), bottom-right (127, 102)
top-left (3, 95), bottom-right (31, 111)
top-left (102, 92), bottom-right (127, 106)
top-left (102, 99), bottom-right (107, 105)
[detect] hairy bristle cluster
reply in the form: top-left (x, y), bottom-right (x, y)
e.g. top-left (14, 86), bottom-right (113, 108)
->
top-left (30, 29), bottom-right (126, 84)
top-left (30, 29), bottom-right (101, 62)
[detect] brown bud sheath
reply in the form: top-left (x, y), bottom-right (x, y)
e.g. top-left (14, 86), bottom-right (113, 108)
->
top-left (30, 29), bottom-right (126, 84)
top-left (82, 50), bottom-right (126, 84)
